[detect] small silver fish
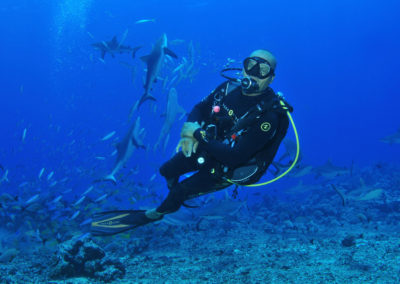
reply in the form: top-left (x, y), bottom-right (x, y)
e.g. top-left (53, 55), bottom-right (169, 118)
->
top-left (25, 194), bottom-right (39, 205)
top-left (47, 171), bottom-right (54, 181)
top-left (63, 188), bottom-right (72, 194)
top-left (22, 128), bottom-right (27, 142)
top-left (72, 195), bottom-right (86, 207)
top-left (101, 131), bottom-right (116, 141)
top-left (94, 194), bottom-right (107, 203)
top-left (60, 177), bottom-right (69, 183)
top-left (135, 19), bottom-right (155, 24)
top-left (49, 181), bottom-right (58, 188)
top-left (83, 185), bottom-right (94, 195)
top-left (172, 63), bottom-right (185, 74)
top-left (79, 218), bottom-right (93, 226)
top-left (78, 232), bottom-right (91, 241)
top-left (51, 195), bottom-right (63, 203)
top-left (87, 31), bottom-right (94, 39)
top-left (95, 156), bottom-right (106, 160)
top-left (69, 211), bottom-right (80, 220)
top-left (19, 181), bottom-right (29, 188)
top-left (38, 168), bottom-right (45, 179)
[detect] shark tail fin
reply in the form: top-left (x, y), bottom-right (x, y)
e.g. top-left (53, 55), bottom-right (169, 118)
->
top-left (164, 47), bottom-right (178, 59)
top-left (138, 93), bottom-right (156, 108)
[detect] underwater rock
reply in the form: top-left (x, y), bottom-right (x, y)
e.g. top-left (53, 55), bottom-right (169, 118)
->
top-left (50, 237), bottom-right (125, 281)
top-left (341, 235), bottom-right (356, 247)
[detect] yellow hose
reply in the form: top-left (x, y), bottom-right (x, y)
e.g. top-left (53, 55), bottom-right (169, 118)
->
top-left (227, 99), bottom-right (300, 187)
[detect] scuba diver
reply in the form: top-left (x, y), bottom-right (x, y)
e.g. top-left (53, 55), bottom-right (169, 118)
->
top-left (91, 49), bottom-right (294, 236)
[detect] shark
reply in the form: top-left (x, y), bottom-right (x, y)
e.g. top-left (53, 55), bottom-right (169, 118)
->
top-left (138, 33), bottom-right (178, 108)
top-left (269, 138), bottom-right (305, 177)
top-left (271, 162), bottom-right (313, 178)
top-left (313, 160), bottom-right (349, 179)
top-left (101, 117), bottom-right (146, 185)
top-left (92, 35), bottom-right (141, 59)
top-left (163, 41), bottom-right (199, 91)
top-left (154, 88), bottom-right (186, 152)
top-left (278, 138), bottom-right (303, 164)
top-left (282, 180), bottom-right (319, 195)
top-left (193, 193), bottom-right (248, 220)
top-left (380, 129), bottom-right (400, 144)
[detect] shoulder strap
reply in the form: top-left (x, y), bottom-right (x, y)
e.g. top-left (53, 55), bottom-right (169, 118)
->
top-left (230, 92), bottom-right (292, 134)
top-left (211, 80), bottom-right (240, 105)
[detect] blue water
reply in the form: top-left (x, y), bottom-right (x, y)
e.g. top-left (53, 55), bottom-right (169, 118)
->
top-left (1, 0), bottom-right (399, 207)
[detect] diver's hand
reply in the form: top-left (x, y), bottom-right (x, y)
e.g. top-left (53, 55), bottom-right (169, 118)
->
top-left (181, 122), bottom-right (201, 139)
top-left (176, 137), bottom-right (197, 157)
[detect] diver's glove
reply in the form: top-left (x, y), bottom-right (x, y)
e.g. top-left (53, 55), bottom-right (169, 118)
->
top-left (181, 122), bottom-right (202, 139)
top-left (176, 137), bottom-right (199, 157)
top-left (176, 122), bottom-right (202, 157)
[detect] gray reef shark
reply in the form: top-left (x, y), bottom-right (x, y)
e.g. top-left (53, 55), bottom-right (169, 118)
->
top-left (101, 117), bottom-right (146, 184)
top-left (380, 129), bottom-right (400, 144)
top-left (313, 160), bottom-right (349, 179)
top-left (92, 35), bottom-right (141, 59)
top-left (193, 192), bottom-right (248, 220)
top-left (270, 161), bottom-right (313, 178)
top-left (278, 138), bottom-right (303, 164)
top-left (154, 88), bottom-right (186, 152)
top-left (138, 33), bottom-right (178, 108)
top-left (269, 138), bottom-right (305, 177)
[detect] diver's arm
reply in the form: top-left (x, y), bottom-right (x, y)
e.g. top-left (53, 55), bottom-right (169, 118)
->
top-left (193, 112), bottom-right (279, 168)
top-left (178, 90), bottom-right (213, 157)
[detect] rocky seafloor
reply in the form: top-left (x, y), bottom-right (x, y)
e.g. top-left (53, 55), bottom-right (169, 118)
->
top-left (1, 163), bottom-right (399, 283)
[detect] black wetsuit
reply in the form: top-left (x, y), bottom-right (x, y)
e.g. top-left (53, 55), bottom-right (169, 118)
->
top-left (157, 81), bottom-right (290, 214)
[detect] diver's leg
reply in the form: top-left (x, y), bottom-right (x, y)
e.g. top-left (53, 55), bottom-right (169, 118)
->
top-left (156, 169), bottom-right (231, 214)
top-left (159, 152), bottom-right (201, 189)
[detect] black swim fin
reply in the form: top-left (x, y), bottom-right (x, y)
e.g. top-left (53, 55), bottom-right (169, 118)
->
top-left (91, 210), bottom-right (154, 236)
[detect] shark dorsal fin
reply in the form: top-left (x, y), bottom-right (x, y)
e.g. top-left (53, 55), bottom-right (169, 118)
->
top-left (164, 47), bottom-right (178, 59)
top-left (111, 36), bottom-right (118, 45)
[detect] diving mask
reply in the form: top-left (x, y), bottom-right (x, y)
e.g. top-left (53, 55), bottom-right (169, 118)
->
top-left (243, 57), bottom-right (274, 79)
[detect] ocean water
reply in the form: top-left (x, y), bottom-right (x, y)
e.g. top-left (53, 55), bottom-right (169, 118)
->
top-left (0, 0), bottom-right (400, 282)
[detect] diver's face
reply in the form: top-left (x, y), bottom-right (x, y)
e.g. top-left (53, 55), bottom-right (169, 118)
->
top-left (242, 56), bottom-right (275, 93)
